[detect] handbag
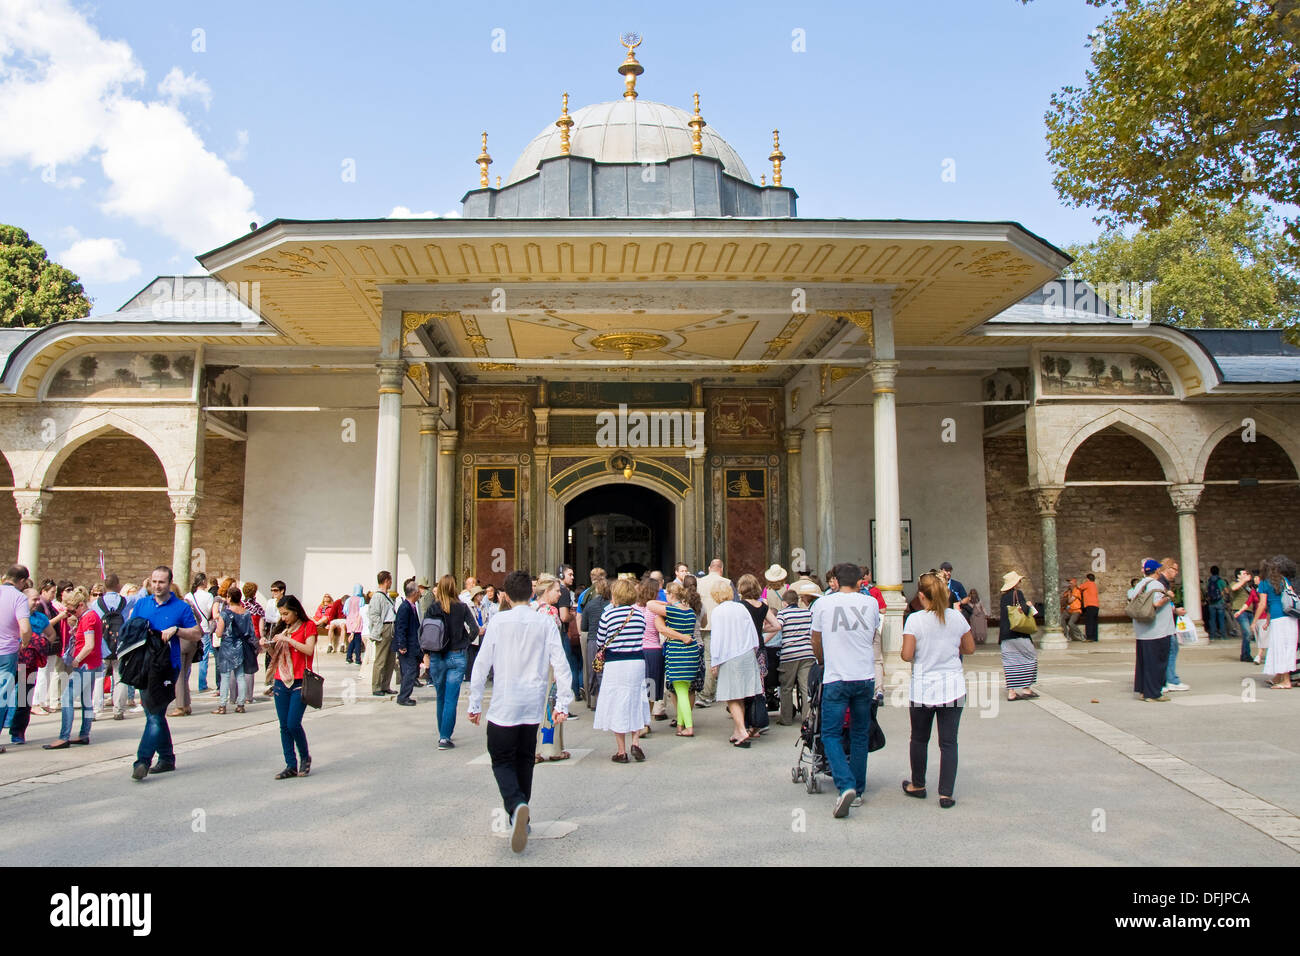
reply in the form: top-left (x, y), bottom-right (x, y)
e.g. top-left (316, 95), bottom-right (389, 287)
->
top-left (1007, 592), bottom-right (1037, 635)
top-left (868, 696), bottom-right (886, 752)
top-left (1282, 578), bottom-right (1300, 619)
top-left (302, 656), bottom-right (324, 709)
top-left (592, 606), bottom-right (632, 674)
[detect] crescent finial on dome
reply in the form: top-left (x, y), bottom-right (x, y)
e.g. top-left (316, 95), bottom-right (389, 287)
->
top-left (618, 32), bottom-right (644, 100)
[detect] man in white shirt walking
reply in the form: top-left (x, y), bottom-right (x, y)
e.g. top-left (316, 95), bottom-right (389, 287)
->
top-left (468, 569), bottom-right (573, 854)
top-left (811, 561), bottom-right (881, 819)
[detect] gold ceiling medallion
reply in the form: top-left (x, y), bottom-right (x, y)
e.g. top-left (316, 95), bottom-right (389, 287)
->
top-left (618, 33), bottom-right (643, 100)
top-left (589, 331), bottom-right (668, 360)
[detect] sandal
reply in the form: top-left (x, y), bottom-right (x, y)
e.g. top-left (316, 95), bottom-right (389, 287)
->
top-left (535, 753), bottom-right (545, 763)
top-left (631, 745), bottom-right (645, 762)
top-left (611, 752), bottom-right (629, 763)
top-left (729, 737), bottom-right (751, 748)
top-left (547, 750), bottom-right (571, 761)
top-left (274, 767), bottom-right (298, 779)
top-left (234, 705), bottom-right (245, 714)
top-left (675, 729), bottom-right (694, 737)
top-left (1021, 691), bottom-right (1040, 699)
top-left (212, 707), bottom-right (227, 715)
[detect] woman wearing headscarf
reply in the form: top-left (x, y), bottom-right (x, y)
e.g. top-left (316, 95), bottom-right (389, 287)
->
top-left (708, 579), bottom-right (763, 747)
top-left (998, 571), bottom-right (1039, 702)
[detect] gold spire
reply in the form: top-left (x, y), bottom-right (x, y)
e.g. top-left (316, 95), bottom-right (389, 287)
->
top-left (555, 91), bottom-right (574, 154)
top-left (761, 174), bottom-right (766, 186)
top-left (476, 131), bottom-right (492, 188)
top-left (769, 129), bottom-right (784, 187)
top-left (688, 92), bottom-right (707, 154)
top-left (496, 175), bottom-right (501, 188)
top-left (618, 32), bottom-right (643, 100)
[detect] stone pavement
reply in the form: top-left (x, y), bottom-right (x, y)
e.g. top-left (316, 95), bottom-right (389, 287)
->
top-left (1, 640), bottom-right (1297, 866)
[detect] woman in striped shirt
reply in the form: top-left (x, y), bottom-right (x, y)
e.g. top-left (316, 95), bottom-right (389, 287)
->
top-left (593, 578), bottom-right (651, 762)
top-left (776, 582), bottom-right (819, 725)
top-left (649, 582), bottom-right (701, 736)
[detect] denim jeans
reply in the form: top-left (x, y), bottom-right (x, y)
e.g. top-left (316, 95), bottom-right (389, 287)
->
top-left (1206, 604), bottom-right (1226, 640)
top-left (196, 632), bottom-right (212, 690)
top-left (137, 684), bottom-right (176, 767)
top-left (274, 678), bottom-right (309, 771)
top-left (1238, 611), bottom-right (1255, 659)
top-left (820, 678), bottom-right (875, 796)
top-left (219, 666), bottom-right (246, 706)
top-left (1166, 635), bottom-right (1182, 686)
top-left (59, 667), bottom-right (96, 741)
top-left (427, 649), bottom-right (466, 741)
top-left (0, 653), bottom-right (17, 733)
top-left (562, 637), bottom-right (583, 696)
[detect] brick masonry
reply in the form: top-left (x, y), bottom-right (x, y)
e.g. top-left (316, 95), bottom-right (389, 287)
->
top-left (0, 434), bottom-right (245, 586)
top-left (987, 428), bottom-right (1300, 614)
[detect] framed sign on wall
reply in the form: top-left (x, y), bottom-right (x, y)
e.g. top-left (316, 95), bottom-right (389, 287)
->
top-left (869, 519), bottom-right (913, 584)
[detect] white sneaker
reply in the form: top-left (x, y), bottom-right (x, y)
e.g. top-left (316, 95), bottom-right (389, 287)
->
top-left (510, 803), bottom-right (530, 854)
top-left (850, 795), bottom-right (864, 808)
top-left (129, 704), bottom-right (143, 713)
top-left (1165, 682), bottom-right (1191, 692)
top-left (833, 789), bottom-right (856, 819)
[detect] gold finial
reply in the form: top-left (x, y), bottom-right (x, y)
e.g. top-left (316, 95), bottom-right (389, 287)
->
top-left (769, 129), bottom-right (784, 187)
top-left (761, 174), bottom-right (766, 186)
top-left (496, 175), bottom-right (501, 188)
top-left (688, 92), bottom-right (707, 154)
top-left (476, 131), bottom-right (492, 188)
top-left (618, 32), bottom-right (644, 100)
top-left (556, 91), bottom-right (574, 154)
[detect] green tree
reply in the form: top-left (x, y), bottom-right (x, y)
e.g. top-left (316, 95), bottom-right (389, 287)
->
top-left (1087, 356), bottom-right (1106, 385)
top-left (1066, 202), bottom-right (1300, 332)
top-left (1035, 0), bottom-right (1300, 261)
top-left (78, 354), bottom-right (98, 388)
top-left (0, 225), bottom-right (92, 327)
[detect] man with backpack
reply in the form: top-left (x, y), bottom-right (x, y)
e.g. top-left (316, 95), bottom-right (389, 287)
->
top-left (1204, 565), bottom-right (1228, 641)
top-left (95, 574), bottom-right (136, 720)
top-left (1126, 558), bottom-right (1183, 702)
top-left (394, 579), bottom-right (422, 707)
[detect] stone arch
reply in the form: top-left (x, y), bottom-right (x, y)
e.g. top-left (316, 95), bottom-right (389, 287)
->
top-left (1192, 411), bottom-right (1300, 483)
top-left (557, 471), bottom-right (683, 579)
top-left (1051, 408), bottom-right (1187, 486)
top-left (24, 410), bottom-right (179, 492)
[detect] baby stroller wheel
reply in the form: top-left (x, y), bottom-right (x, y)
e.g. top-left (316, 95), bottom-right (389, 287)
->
top-left (806, 774), bottom-right (820, 794)
top-left (798, 766), bottom-right (807, 781)
top-left (791, 767), bottom-right (799, 784)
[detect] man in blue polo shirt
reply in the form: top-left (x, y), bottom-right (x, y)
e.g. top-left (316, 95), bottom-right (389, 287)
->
top-left (128, 565), bottom-right (200, 781)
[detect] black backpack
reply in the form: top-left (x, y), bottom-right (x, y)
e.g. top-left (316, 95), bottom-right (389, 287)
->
top-left (96, 596), bottom-right (126, 659)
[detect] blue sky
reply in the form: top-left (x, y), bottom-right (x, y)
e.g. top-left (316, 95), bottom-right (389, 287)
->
top-left (0, 0), bottom-right (1108, 312)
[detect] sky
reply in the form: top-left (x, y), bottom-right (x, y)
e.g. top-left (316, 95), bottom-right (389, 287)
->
top-left (0, 0), bottom-right (1110, 313)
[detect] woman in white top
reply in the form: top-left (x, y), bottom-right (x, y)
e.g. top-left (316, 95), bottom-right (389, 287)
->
top-left (707, 580), bottom-right (763, 748)
top-left (901, 572), bottom-right (975, 809)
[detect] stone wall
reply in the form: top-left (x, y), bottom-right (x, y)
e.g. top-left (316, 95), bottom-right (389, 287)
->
top-left (984, 433), bottom-right (1044, 606)
top-left (0, 456), bottom-right (18, 570)
top-left (36, 433), bottom-right (245, 587)
top-left (1196, 434), bottom-right (1300, 580)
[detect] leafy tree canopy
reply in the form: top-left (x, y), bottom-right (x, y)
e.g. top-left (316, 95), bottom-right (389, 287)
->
top-left (0, 224), bottom-right (92, 328)
top-left (1034, 0), bottom-right (1300, 263)
top-left (1065, 200), bottom-right (1300, 332)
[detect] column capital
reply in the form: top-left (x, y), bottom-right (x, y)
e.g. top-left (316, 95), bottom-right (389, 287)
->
top-left (418, 406), bottom-right (440, 434)
top-left (1031, 484), bottom-right (1064, 516)
top-left (783, 427), bottom-right (804, 453)
top-left (1168, 482), bottom-right (1204, 514)
top-left (812, 405), bottom-right (834, 431)
top-left (437, 428), bottom-right (458, 455)
top-left (377, 359), bottom-right (408, 393)
top-left (13, 490), bottom-right (51, 521)
top-left (168, 492), bottom-right (200, 522)
top-left (869, 358), bottom-right (901, 392)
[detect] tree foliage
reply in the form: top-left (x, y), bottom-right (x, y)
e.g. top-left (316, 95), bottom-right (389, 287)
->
top-left (1035, 0), bottom-right (1300, 261)
top-left (1066, 201), bottom-right (1300, 331)
top-left (0, 225), bottom-right (92, 328)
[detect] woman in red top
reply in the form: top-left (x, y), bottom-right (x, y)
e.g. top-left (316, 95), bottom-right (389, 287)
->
top-left (264, 595), bottom-right (318, 779)
top-left (45, 587), bottom-right (101, 749)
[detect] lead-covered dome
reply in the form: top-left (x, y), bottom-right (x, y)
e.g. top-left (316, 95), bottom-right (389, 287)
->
top-left (506, 99), bottom-right (754, 186)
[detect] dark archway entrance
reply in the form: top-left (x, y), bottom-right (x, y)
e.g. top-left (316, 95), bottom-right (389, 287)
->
top-left (564, 483), bottom-right (674, 581)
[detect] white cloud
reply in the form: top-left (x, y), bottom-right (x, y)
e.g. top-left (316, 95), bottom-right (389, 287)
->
top-left (224, 129), bottom-right (249, 162)
top-left (0, 0), bottom-right (258, 253)
top-left (57, 236), bottom-right (141, 282)
top-left (388, 205), bottom-right (461, 218)
top-left (157, 66), bottom-right (211, 109)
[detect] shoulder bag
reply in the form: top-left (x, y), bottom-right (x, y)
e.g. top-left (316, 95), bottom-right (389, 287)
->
top-left (1281, 578), bottom-right (1300, 619)
top-left (1006, 591), bottom-right (1038, 635)
top-left (1125, 578), bottom-right (1160, 623)
top-left (592, 607), bottom-right (632, 675)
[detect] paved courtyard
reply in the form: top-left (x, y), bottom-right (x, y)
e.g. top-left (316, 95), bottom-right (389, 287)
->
top-left (2, 640), bottom-right (1297, 866)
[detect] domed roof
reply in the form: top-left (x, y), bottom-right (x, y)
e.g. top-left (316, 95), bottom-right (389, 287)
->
top-left (506, 98), bottom-right (754, 186)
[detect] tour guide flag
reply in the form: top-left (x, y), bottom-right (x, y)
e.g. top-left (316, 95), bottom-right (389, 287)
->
top-left (98, 550), bottom-right (105, 580)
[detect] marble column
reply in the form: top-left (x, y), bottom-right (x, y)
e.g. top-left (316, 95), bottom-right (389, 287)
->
top-left (13, 490), bottom-right (51, 580)
top-left (370, 360), bottom-right (407, 577)
top-left (813, 406), bottom-right (835, 577)
top-left (436, 430), bottom-right (457, 578)
top-left (784, 428), bottom-right (805, 573)
top-left (1032, 485), bottom-right (1067, 649)
top-left (533, 407), bottom-right (551, 573)
top-left (168, 492), bottom-right (200, 594)
top-left (416, 407), bottom-right (439, 582)
top-left (870, 358), bottom-right (905, 684)
top-left (1169, 483), bottom-right (1205, 630)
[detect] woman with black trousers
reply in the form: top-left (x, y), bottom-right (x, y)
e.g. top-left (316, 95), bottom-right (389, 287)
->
top-left (901, 572), bottom-right (975, 808)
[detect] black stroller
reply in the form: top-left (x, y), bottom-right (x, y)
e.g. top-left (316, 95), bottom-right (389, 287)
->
top-left (790, 663), bottom-right (884, 794)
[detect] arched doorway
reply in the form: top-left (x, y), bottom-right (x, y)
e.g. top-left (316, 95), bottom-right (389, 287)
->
top-left (564, 483), bottom-right (675, 581)
top-left (1197, 433), bottom-right (1300, 570)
